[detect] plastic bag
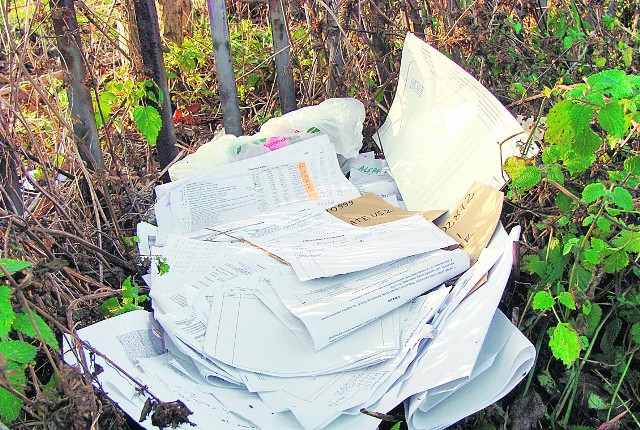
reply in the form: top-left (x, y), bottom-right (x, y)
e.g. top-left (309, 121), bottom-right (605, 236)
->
top-left (169, 98), bottom-right (365, 180)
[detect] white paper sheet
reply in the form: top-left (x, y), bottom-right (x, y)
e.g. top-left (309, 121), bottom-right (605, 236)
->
top-left (154, 135), bottom-right (360, 245)
top-left (374, 33), bottom-right (534, 212)
top-left (269, 248), bottom-right (469, 350)
top-left (235, 204), bottom-right (456, 280)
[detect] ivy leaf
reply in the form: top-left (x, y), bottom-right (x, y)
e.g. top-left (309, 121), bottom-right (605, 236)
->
top-left (0, 259), bottom-right (32, 278)
top-left (12, 311), bottom-right (59, 350)
top-left (532, 291), bottom-right (555, 310)
top-left (587, 69), bottom-right (632, 99)
top-left (133, 106), bottom-right (162, 146)
top-left (0, 285), bottom-right (15, 339)
top-left (512, 165), bottom-right (541, 189)
top-left (558, 291), bottom-right (576, 310)
top-left (609, 187), bottom-right (633, 210)
top-left (597, 101), bottom-right (626, 138)
top-left (0, 340), bottom-right (37, 364)
top-left (581, 183), bottom-right (607, 203)
top-left (549, 322), bottom-right (582, 367)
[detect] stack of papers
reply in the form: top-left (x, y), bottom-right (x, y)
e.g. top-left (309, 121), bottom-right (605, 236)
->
top-left (63, 33), bottom-right (536, 430)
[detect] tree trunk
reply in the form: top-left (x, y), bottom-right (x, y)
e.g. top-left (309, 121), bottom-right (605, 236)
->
top-left (206, 0), bottom-right (242, 136)
top-left (158, 0), bottom-right (193, 46)
top-left (49, 0), bottom-right (104, 171)
top-left (323, 0), bottom-right (346, 97)
top-left (268, 0), bottom-right (297, 113)
top-left (132, 0), bottom-right (178, 181)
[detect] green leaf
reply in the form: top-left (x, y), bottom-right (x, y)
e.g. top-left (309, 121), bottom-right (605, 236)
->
top-left (609, 187), bottom-right (633, 210)
top-left (596, 216), bottom-right (611, 234)
top-left (584, 238), bottom-right (605, 265)
top-left (0, 340), bottom-right (37, 364)
top-left (556, 193), bottom-right (572, 212)
top-left (133, 106), bottom-right (162, 146)
top-left (532, 291), bottom-right (555, 310)
top-left (0, 259), bottom-right (32, 277)
top-left (558, 291), bottom-right (576, 310)
top-left (611, 229), bottom-right (640, 253)
top-left (101, 297), bottom-right (122, 317)
top-left (512, 165), bottom-right (541, 189)
top-left (587, 393), bottom-right (609, 410)
top-left (624, 156), bottom-right (640, 176)
top-left (0, 285), bottom-right (15, 339)
top-left (581, 183), bottom-right (607, 203)
top-left (0, 385), bottom-right (23, 423)
top-left (390, 422), bottom-right (402, 430)
top-left (549, 323), bottom-right (582, 367)
top-left (597, 101), bottom-right (626, 138)
top-left (630, 323), bottom-right (640, 345)
top-left (587, 70), bottom-right (632, 99)
top-left (12, 312), bottom-right (59, 350)
top-left (603, 249), bottom-right (628, 273)
top-left (563, 237), bottom-right (580, 255)
top-left (545, 163), bottom-right (565, 185)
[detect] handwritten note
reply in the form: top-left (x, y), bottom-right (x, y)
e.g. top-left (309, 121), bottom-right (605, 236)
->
top-left (437, 182), bottom-right (503, 263)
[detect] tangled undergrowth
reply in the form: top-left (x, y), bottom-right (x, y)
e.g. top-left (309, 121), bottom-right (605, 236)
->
top-left (0, 0), bottom-right (639, 429)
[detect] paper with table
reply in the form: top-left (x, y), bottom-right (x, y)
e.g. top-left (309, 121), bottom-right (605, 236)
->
top-left (63, 32), bottom-right (535, 430)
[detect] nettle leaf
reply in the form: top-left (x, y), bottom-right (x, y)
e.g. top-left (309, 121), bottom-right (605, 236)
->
top-left (12, 311), bottom-right (59, 350)
top-left (0, 385), bottom-right (23, 423)
top-left (545, 163), bottom-right (565, 185)
top-left (564, 152), bottom-right (595, 175)
top-left (584, 238), bottom-right (606, 265)
top-left (549, 322), bottom-right (582, 367)
top-left (587, 70), bottom-right (632, 99)
top-left (585, 302), bottom-right (602, 338)
top-left (0, 285), bottom-right (15, 339)
top-left (512, 165), bottom-right (541, 189)
top-left (563, 237), bottom-right (580, 255)
top-left (0, 259), bottom-right (33, 277)
top-left (581, 183), bottom-right (607, 203)
top-left (596, 217), bottom-right (611, 234)
top-left (101, 297), bottom-right (122, 316)
top-left (0, 340), bottom-right (37, 364)
top-left (609, 187), bottom-right (633, 210)
top-left (532, 291), bottom-right (555, 310)
top-left (133, 106), bottom-right (162, 146)
top-left (624, 155), bottom-right (640, 176)
top-left (611, 229), bottom-right (640, 253)
top-left (597, 101), bottom-right (626, 138)
top-left (630, 323), bottom-right (640, 345)
top-left (587, 393), bottom-right (609, 410)
top-left (558, 291), bottom-right (577, 310)
top-left (603, 249), bottom-right (629, 273)
top-left (504, 156), bottom-right (528, 181)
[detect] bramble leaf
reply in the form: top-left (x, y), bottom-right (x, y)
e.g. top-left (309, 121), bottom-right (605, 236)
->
top-left (133, 106), bottom-right (162, 146)
top-left (549, 323), bottom-right (582, 367)
top-left (532, 291), bottom-right (555, 310)
top-left (12, 311), bottom-right (59, 350)
top-left (581, 183), bottom-right (606, 203)
top-left (0, 285), bottom-right (14, 339)
top-left (0, 386), bottom-right (23, 423)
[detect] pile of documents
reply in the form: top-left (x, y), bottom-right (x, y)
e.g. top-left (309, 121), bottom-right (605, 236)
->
top-left (63, 34), bottom-right (537, 430)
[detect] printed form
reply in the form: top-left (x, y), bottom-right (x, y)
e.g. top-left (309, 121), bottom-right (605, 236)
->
top-left (154, 135), bottom-right (360, 244)
top-left (374, 33), bottom-right (534, 212)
